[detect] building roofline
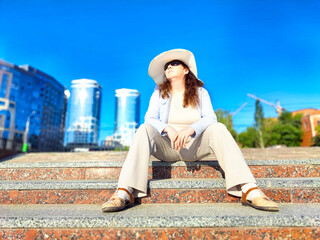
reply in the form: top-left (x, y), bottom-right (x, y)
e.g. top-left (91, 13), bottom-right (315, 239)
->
top-left (293, 108), bottom-right (319, 111)
top-left (115, 88), bottom-right (140, 97)
top-left (0, 59), bottom-right (64, 89)
top-left (71, 79), bottom-right (102, 89)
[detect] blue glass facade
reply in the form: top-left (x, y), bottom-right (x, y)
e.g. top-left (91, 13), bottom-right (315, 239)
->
top-left (114, 89), bottom-right (140, 146)
top-left (65, 79), bottom-right (102, 146)
top-left (0, 60), bottom-right (67, 151)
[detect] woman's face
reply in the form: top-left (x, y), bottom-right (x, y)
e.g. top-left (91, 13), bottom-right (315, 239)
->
top-left (164, 60), bottom-right (189, 81)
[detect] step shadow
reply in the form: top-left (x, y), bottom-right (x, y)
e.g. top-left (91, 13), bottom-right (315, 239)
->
top-left (151, 160), bottom-right (225, 179)
top-left (136, 161), bottom-right (227, 203)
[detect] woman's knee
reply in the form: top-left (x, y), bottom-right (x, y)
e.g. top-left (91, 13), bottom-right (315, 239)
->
top-left (205, 122), bottom-right (229, 136)
top-left (204, 122), bottom-right (230, 141)
top-left (138, 123), bottom-right (154, 131)
top-left (131, 124), bottom-right (156, 145)
top-left (136, 123), bottom-right (157, 136)
top-left (207, 122), bottom-right (227, 132)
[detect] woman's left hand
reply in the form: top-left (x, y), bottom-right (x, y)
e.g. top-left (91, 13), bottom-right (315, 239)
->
top-left (173, 127), bottom-right (195, 151)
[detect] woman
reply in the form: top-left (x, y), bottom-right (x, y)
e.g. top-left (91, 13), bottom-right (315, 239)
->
top-left (102, 49), bottom-right (279, 212)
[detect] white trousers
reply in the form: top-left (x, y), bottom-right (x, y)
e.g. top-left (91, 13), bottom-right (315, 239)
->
top-left (118, 123), bottom-right (256, 198)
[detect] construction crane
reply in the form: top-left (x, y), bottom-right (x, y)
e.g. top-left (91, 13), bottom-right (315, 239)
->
top-left (247, 93), bottom-right (284, 116)
top-left (231, 102), bottom-right (248, 116)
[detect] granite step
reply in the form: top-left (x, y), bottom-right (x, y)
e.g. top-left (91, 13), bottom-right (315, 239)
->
top-left (1, 150), bottom-right (319, 239)
top-left (0, 178), bottom-right (318, 204)
top-left (0, 203), bottom-right (319, 239)
top-left (0, 159), bottom-right (319, 180)
top-left (4, 147), bottom-right (320, 163)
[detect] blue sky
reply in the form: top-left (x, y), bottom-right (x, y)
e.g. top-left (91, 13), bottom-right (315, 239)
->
top-left (1, 0), bottom-right (320, 141)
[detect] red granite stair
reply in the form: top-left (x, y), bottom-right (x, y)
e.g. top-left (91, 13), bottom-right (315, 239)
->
top-left (0, 178), bottom-right (318, 205)
top-left (1, 163), bottom-right (319, 180)
top-left (0, 148), bottom-right (319, 239)
top-left (0, 157), bottom-right (319, 181)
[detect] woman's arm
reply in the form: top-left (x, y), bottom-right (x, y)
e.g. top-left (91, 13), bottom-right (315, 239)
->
top-left (190, 88), bottom-right (217, 136)
top-left (145, 90), bottom-right (181, 148)
top-left (144, 90), bottom-right (168, 134)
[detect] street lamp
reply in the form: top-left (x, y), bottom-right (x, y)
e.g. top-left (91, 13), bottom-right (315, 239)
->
top-left (22, 111), bottom-right (36, 153)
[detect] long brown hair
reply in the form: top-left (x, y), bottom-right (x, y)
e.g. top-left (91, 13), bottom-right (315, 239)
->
top-left (158, 69), bottom-right (204, 108)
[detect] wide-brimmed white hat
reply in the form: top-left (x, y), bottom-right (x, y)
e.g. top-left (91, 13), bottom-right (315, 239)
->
top-left (148, 49), bottom-right (199, 85)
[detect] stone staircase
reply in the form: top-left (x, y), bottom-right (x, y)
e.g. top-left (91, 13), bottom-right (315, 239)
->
top-left (0, 147), bottom-right (319, 239)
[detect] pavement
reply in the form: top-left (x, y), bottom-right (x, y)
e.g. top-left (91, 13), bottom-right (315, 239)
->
top-left (0, 203), bottom-right (319, 228)
top-left (2, 147), bottom-right (320, 163)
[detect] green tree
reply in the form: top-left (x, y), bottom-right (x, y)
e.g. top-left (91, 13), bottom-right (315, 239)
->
top-left (269, 111), bottom-right (303, 146)
top-left (215, 108), bottom-right (238, 140)
top-left (263, 117), bottom-right (278, 147)
top-left (239, 127), bottom-right (256, 148)
top-left (238, 109), bottom-right (303, 148)
top-left (254, 100), bottom-right (265, 148)
top-left (312, 125), bottom-right (320, 146)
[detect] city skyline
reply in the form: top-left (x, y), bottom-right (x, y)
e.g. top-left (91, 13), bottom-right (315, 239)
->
top-left (1, 1), bottom-right (319, 141)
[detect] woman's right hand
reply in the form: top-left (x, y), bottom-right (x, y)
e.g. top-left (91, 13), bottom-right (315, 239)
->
top-left (163, 126), bottom-right (178, 149)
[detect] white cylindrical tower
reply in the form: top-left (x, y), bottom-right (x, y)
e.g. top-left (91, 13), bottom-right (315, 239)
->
top-left (66, 79), bottom-right (102, 146)
top-left (114, 88), bottom-right (140, 147)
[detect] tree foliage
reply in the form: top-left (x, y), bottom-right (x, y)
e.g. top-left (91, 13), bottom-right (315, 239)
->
top-left (239, 127), bottom-right (256, 148)
top-left (215, 108), bottom-right (238, 140)
top-left (268, 111), bottom-right (303, 146)
top-left (263, 118), bottom-right (278, 146)
top-left (312, 125), bottom-right (320, 146)
top-left (239, 110), bottom-right (303, 148)
top-left (254, 100), bottom-right (265, 148)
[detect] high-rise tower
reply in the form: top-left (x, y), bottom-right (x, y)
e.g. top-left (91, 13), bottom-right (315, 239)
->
top-left (114, 88), bottom-right (140, 147)
top-left (0, 60), bottom-right (67, 152)
top-left (65, 79), bottom-right (102, 148)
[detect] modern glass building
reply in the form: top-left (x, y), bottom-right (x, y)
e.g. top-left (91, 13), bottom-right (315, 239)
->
top-left (65, 79), bottom-right (102, 148)
top-left (113, 88), bottom-right (140, 147)
top-left (0, 60), bottom-right (67, 152)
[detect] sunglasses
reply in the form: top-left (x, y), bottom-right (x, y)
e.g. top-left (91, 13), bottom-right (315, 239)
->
top-left (164, 60), bottom-right (184, 70)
